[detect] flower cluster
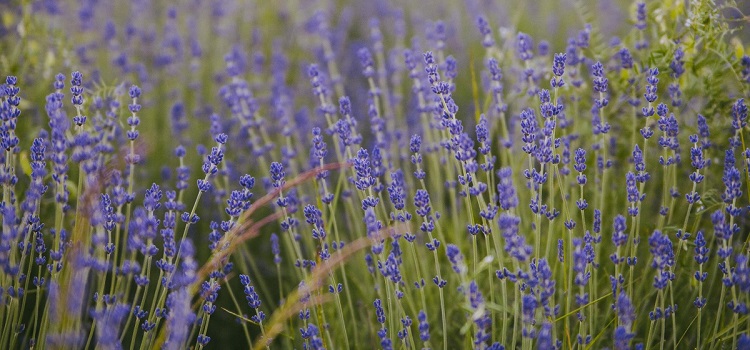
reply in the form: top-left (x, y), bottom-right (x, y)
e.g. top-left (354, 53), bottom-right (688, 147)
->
top-left (1, 1), bottom-right (749, 349)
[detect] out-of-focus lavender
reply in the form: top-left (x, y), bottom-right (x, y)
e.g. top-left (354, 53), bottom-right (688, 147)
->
top-left (1, 0), bottom-right (749, 349)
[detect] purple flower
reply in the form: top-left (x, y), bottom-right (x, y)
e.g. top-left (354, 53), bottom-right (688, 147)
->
top-left (619, 48), bottom-right (634, 69)
top-left (378, 241), bottom-right (404, 287)
top-left (521, 294), bottom-right (537, 338)
top-left (303, 204), bottom-right (326, 241)
top-left (477, 16), bottom-right (494, 47)
top-left (488, 57), bottom-right (503, 81)
top-left (520, 108), bottom-right (538, 155)
top-left (373, 298), bottom-right (386, 324)
top-left (740, 334), bottom-right (750, 350)
top-left (163, 287), bottom-right (196, 350)
top-left (414, 189), bottom-right (432, 218)
top-left (312, 127), bottom-right (327, 161)
top-left (240, 274), bottom-right (265, 323)
top-left (387, 170), bottom-right (409, 216)
top-left (722, 148), bottom-right (742, 205)
top-left (625, 173), bottom-right (639, 216)
top-left (352, 148), bottom-right (379, 208)
top-left (648, 230), bottom-right (674, 290)
top-left (446, 244), bottom-right (465, 274)
top-left (614, 293), bottom-right (636, 349)
top-left (70, 71), bottom-right (84, 105)
top-left (643, 68), bottom-right (659, 112)
top-left (364, 207), bottom-right (384, 253)
top-left (423, 51), bottom-right (440, 90)
top-left (271, 233), bottom-right (281, 264)
top-left (93, 303), bottom-right (128, 350)
top-left (633, 145), bottom-right (649, 183)
top-left (732, 98), bottom-right (747, 131)
top-left (612, 215), bottom-right (628, 249)
top-left (300, 323), bottom-right (324, 349)
top-left (499, 213), bottom-right (532, 262)
top-left (417, 310), bottom-right (430, 342)
top-left (270, 162), bottom-right (285, 189)
top-left (591, 62), bottom-right (609, 111)
top-left (496, 167), bottom-right (519, 210)
top-left (572, 238), bottom-right (591, 304)
top-left (537, 322), bottom-right (553, 349)
top-left (517, 32), bottom-right (534, 61)
top-left (552, 53), bottom-right (566, 87)
top-left (635, 2), bottom-right (649, 48)
top-left (476, 115), bottom-right (490, 150)
top-left (358, 47), bottom-right (375, 79)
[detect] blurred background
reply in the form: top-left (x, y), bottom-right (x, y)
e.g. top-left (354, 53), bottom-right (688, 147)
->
top-left (1, 0), bottom-right (749, 347)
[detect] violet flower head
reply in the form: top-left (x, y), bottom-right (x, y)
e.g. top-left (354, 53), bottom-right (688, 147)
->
top-left (712, 210), bottom-right (734, 260)
top-left (410, 134), bottom-right (421, 154)
top-left (93, 303), bottom-right (128, 350)
top-left (516, 32), bottom-right (534, 61)
top-left (497, 167), bottom-right (519, 210)
top-left (364, 207), bottom-right (384, 254)
top-left (648, 230), bottom-right (674, 290)
top-left (308, 64), bottom-right (330, 102)
top-left (70, 71), bottom-right (84, 106)
top-left (625, 172), bottom-right (639, 216)
top-left (670, 47), bottom-right (685, 78)
top-left (410, 135), bottom-right (425, 180)
top-left (414, 189), bottom-right (431, 218)
top-left (53, 73), bottom-right (65, 91)
top-left (423, 51), bottom-right (440, 89)
top-left (126, 84), bottom-right (143, 144)
top-left (164, 288), bottom-right (195, 350)
top-left (311, 127), bottom-right (327, 160)
top-left (537, 322), bottom-right (553, 349)
top-left (635, 2), bottom-right (647, 30)
top-left (239, 274), bottom-right (266, 323)
top-left (612, 214), bottom-right (628, 252)
top-left (303, 204), bottom-right (326, 241)
top-left (572, 238), bottom-right (591, 305)
top-left (373, 298), bottom-right (386, 324)
top-left (445, 55), bottom-right (458, 82)
top-left (352, 148), bottom-right (378, 208)
top-left (521, 293), bottom-right (538, 338)
top-left (520, 108), bottom-right (538, 155)
top-left (358, 47), bottom-right (375, 79)
top-left (499, 213), bottom-right (532, 262)
top-left (731, 98), bottom-right (747, 131)
top-left (270, 233), bottom-right (281, 265)
top-left (633, 145), bottom-right (649, 183)
top-left (693, 232), bottom-right (709, 309)
top-left (446, 244), bottom-right (465, 275)
top-left (635, 3), bottom-right (649, 49)
top-left (2, 75), bottom-right (20, 155)
top-left (387, 169), bottom-right (409, 214)
top-left (591, 62), bottom-right (609, 106)
top-left (488, 58), bottom-right (503, 82)
top-left (721, 148), bottom-right (742, 206)
top-left (613, 293), bottom-right (636, 350)
top-left (619, 48), bottom-right (634, 69)
top-left (577, 25), bottom-right (591, 48)
top-left (643, 67), bottom-right (659, 116)
top-left (418, 310), bottom-right (430, 342)
top-left (433, 20), bottom-right (447, 49)
top-left (476, 114), bottom-right (491, 154)
top-left (552, 53), bottom-right (566, 88)
top-left (270, 161), bottom-right (286, 189)
top-left (477, 16), bottom-right (494, 48)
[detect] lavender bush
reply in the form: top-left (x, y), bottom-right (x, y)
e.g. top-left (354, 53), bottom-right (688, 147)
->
top-left (1, 0), bottom-right (750, 349)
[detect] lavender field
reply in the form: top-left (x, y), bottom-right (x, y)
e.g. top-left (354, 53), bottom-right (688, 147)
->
top-left (1, 0), bottom-right (750, 349)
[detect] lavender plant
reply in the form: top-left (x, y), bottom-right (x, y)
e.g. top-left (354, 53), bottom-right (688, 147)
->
top-left (1, 0), bottom-right (750, 349)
